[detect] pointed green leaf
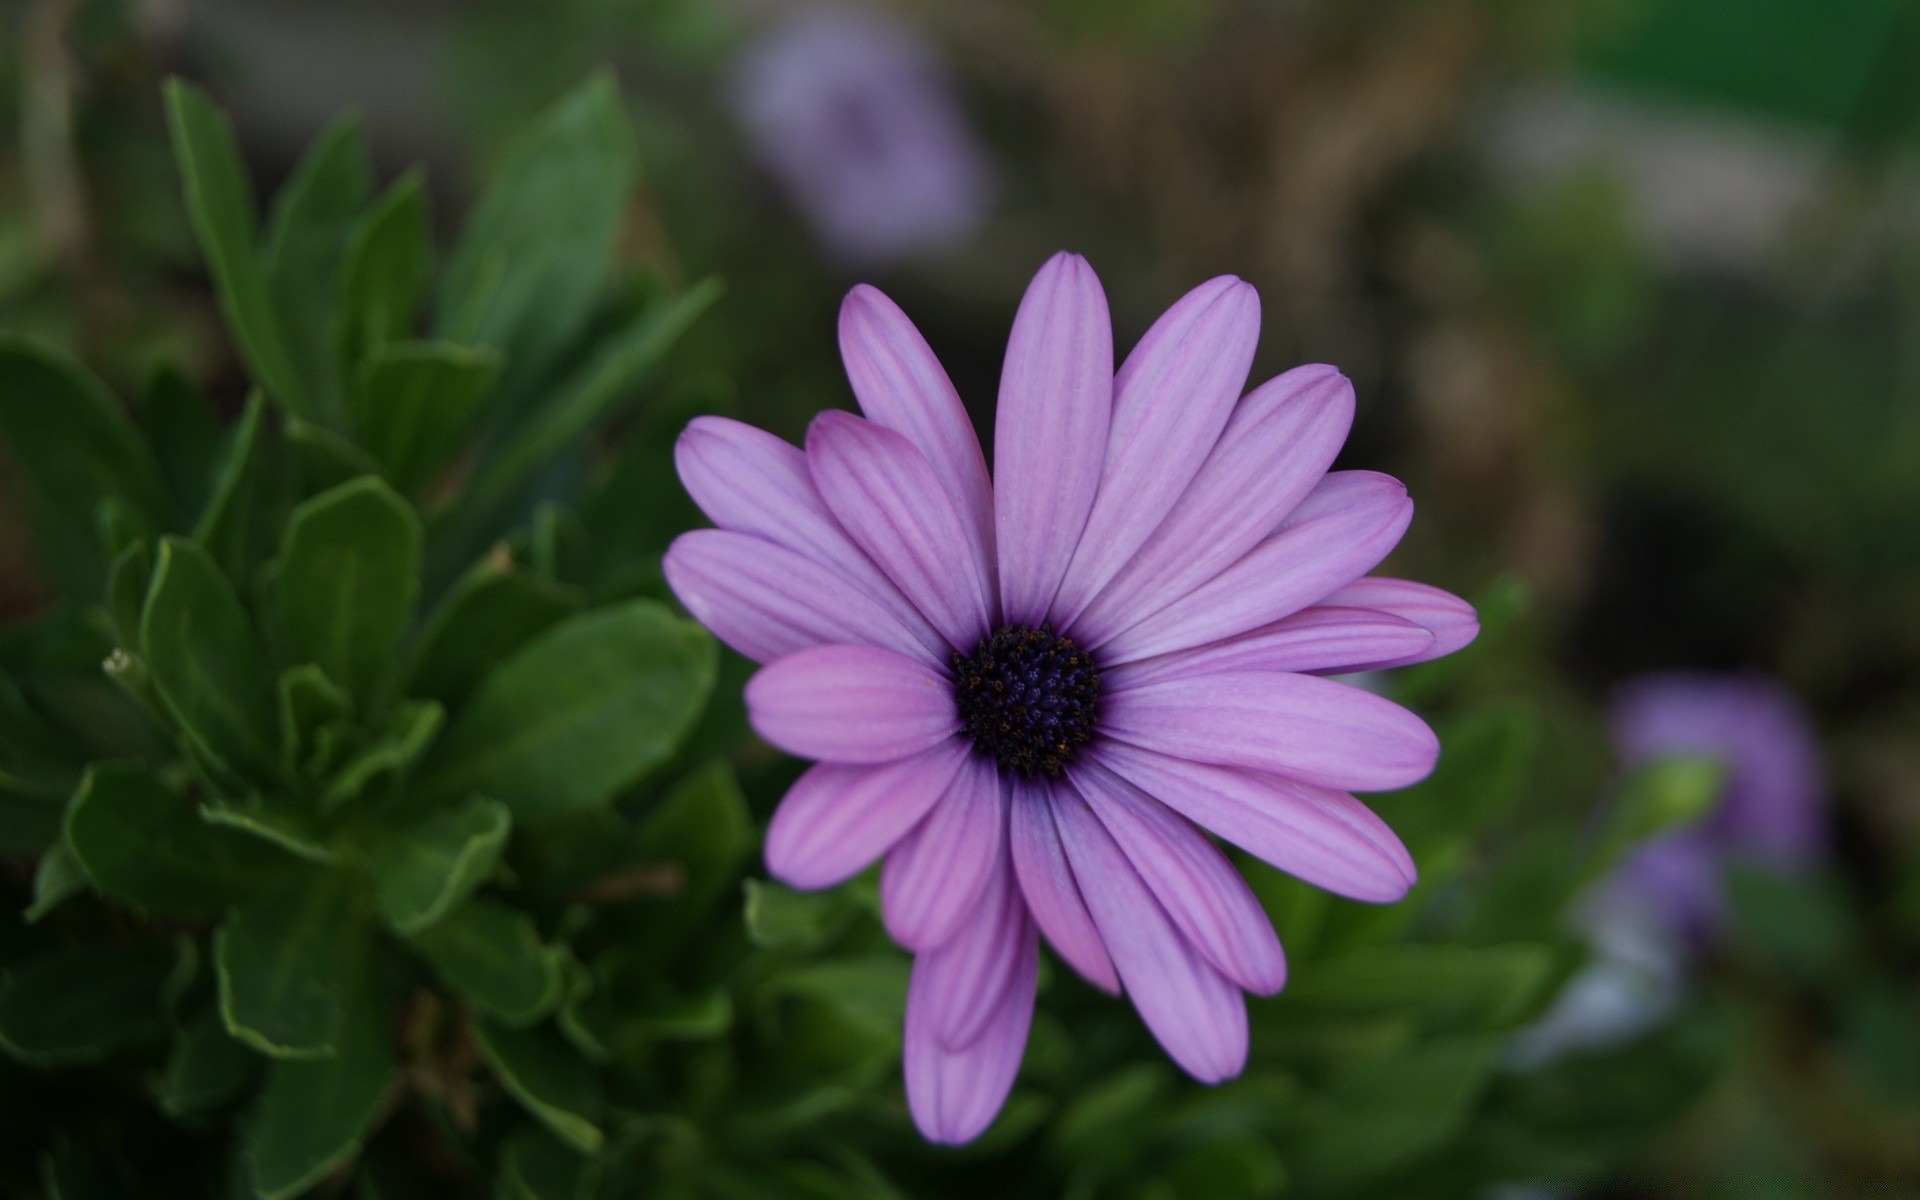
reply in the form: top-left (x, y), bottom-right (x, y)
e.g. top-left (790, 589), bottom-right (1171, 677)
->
top-left (409, 897), bottom-right (561, 1025)
top-left (406, 562), bottom-right (580, 708)
top-left (65, 763), bottom-right (283, 916)
top-left (335, 170), bottom-right (431, 368)
top-left (473, 1021), bottom-right (603, 1152)
top-left (193, 392), bottom-right (273, 583)
top-left (273, 476), bottom-right (422, 703)
top-left (105, 540), bottom-right (152, 651)
top-left (0, 941), bottom-right (179, 1066)
top-left (144, 364), bottom-right (226, 523)
top-left (742, 881), bottom-right (842, 952)
top-left (156, 1004), bottom-right (259, 1117)
top-left (265, 113), bottom-right (370, 427)
top-left (370, 794), bottom-right (510, 934)
top-left (25, 838), bottom-right (85, 922)
top-left (142, 536), bottom-right (279, 780)
top-left (350, 342), bottom-right (498, 496)
top-left (417, 601), bottom-right (713, 818)
top-left (0, 340), bottom-right (169, 597)
top-left (216, 879), bottom-right (364, 1058)
top-left (247, 967), bottom-right (394, 1199)
top-left (278, 663), bottom-right (351, 779)
top-left (286, 417), bottom-right (384, 496)
top-left (202, 799), bottom-right (335, 863)
top-left (436, 74), bottom-right (635, 393)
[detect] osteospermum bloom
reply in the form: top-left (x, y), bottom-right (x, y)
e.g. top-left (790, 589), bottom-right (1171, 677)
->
top-left (665, 253), bottom-right (1476, 1143)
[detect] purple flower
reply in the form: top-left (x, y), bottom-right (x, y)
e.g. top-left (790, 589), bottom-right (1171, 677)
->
top-left (1608, 671), bottom-right (1827, 937)
top-left (729, 5), bottom-right (992, 267)
top-left (664, 253), bottom-right (1477, 1143)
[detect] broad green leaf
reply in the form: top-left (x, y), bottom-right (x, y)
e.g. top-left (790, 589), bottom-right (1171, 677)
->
top-left (409, 897), bottom-right (561, 1025)
top-left (0, 339), bottom-right (168, 596)
top-left (165, 80), bottom-right (310, 417)
top-left (144, 364), bottom-right (226, 523)
top-left (278, 663), bottom-right (351, 779)
top-left (334, 170), bottom-right (431, 368)
top-left (105, 540), bottom-right (151, 651)
top-left (743, 880), bottom-right (842, 952)
top-left (623, 987), bottom-right (732, 1042)
top-left (273, 476), bottom-right (422, 702)
top-left (634, 761), bottom-right (752, 925)
top-left (286, 417), bottom-right (384, 496)
top-left (497, 1128), bottom-right (598, 1200)
top-left (65, 763), bottom-right (282, 915)
top-left (406, 561), bottom-right (580, 708)
top-left (0, 941), bottom-right (178, 1066)
top-left (0, 673), bottom-right (81, 799)
top-left (370, 794), bottom-right (510, 934)
top-left (202, 799), bottom-right (336, 863)
top-left (156, 1004), bottom-right (258, 1117)
top-left (141, 536), bottom-right (279, 780)
top-left (247, 967), bottom-right (394, 1199)
top-left (474, 1021), bottom-right (604, 1152)
top-left (350, 341), bottom-right (498, 496)
top-left (416, 601), bottom-right (714, 819)
top-left (216, 879), bottom-right (364, 1058)
top-left (193, 392), bottom-right (272, 582)
top-left (1279, 943), bottom-right (1558, 1032)
top-left (463, 278), bottom-right (722, 520)
top-left (264, 113), bottom-right (371, 427)
top-left (25, 838), bottom-right (85, 922)
top-left (436, 74), bottom-right (635, 394)
top-left (319, 699), bottom-right (443, 810)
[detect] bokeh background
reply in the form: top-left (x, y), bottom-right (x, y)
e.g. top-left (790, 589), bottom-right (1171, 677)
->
top-left (3, 0), bottom-right (1919, 1196)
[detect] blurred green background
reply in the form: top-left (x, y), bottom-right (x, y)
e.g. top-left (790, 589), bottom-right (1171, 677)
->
top-left (2, 0), bottom-right (1919, 1197)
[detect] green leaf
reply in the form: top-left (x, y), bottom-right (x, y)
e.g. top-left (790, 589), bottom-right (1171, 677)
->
top-left (0, 674), bottom-right (80, 799)
top-left (416, 601), bottom-right (715, 819)
top-left (406, 561), bottom-right (580, 708)
top-left (436, 74), bottom-right (635, 393)
top-left (742, 880), bottom-right (841, 952)
top-left (286, 417), bottom-right (384, 497)
top-left (142, 536), bottom-right (280, 780)
top-left (0, 941), bottom-right (178, 1066)
top-left (247, 967), bottom-right (394, 1199)
top-left (1279, 943), bottom-right (1559, 1031)
top-left (1725, 864), bottom-right (1857, 981)
top-left (370, 794), bottom-right (510, 934)
top-left (264, 113), bottom-right (371, 428)
top-left (350, 341), bottom-right (498, 496)
top-left (634, 761), bottom-right (752, 923)
top-left (165, 80), bottom-right (309, 417)
top-left (410, 897), bottom-right (561, 1025)
top-left (65, 763), bottom-right (282, 916)
top-left (193, 392), bottom-right (273, 583)
top-left (202, 798), bottom-right (336, 863)
top-left (156, 1004), bottom-right (258, 1117)
top-left (0, 339), bottom-right (169, 597)
top-left (497, 1128), bottom-right (598, 1200)
top-left (474, 1021), bottom-right (604, 1152)
top-left (335, 170), bottom-right (432, 369)
top-left (320, 699), bottom-right (443, 810)
top-left (279, 663), bottom-right (351, 779)
top-left (25, 838), bottom-right (85, 922)
top-left (216, 879), bottom-right (364, 1058)
top-left (1585, 755), bottom-right (1726, 884)
top-left (105, 540), bottom-right (152, 651)
top-left (273, 476), bottom-right (422, 703)
top-left (463, 278), bottom-right (722, 520)
top-left (144, 364), bottom-right (226, 523)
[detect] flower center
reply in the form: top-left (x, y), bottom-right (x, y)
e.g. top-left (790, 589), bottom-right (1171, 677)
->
top-left (951, 626), bottom-right (1101, 779)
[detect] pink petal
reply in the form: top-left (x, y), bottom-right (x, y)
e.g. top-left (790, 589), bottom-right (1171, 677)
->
top-left (1107, 607), bottom-right (1435, 689)
top-left (1103, 668), bottom-right (1438, 792)
top-left (1321, 577), bottom-right (1480, 669)
top-left (1090, 745), bottom-right (1415, 903)
top-left (765, 739), bottom-right (969, 889)
top-left (914, 849), bottom-right (1027, 1050)
top-left (807, 411), bottom-right (993, 653)
top-left (1049, 277), bottom-right (1258, 626)
top-left (1100, 471), bottom-right (1413, 664)
top-left (746, 644), bottom-right (958, 764)
top-left (993, 252), bottom-right (1113, 626)
top-left (882, 755), bottom-right (1005, 952)
top-left (663, 530), bottom-right (936, 666)
top-left (904, 907), bottom-right (1037, 1145)
top-left (1068, 365), bottom-right (1352, 646)
top-left (840, 285), bottom-right (997, 604)
top-left (1008, 777), bottom-right (1120, 993)
top-left (674, 416), bottom-right (944, 656)
top-left (1051, 783), bottom-right (1248, 1083)
top-left (1074, 765), bottom-right (1285, 994)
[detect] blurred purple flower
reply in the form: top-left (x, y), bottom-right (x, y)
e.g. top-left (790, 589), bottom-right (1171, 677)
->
top-left (1609, 671), bottom-right (1826, 937)
top-left (665, 252), bottom-right (1476, 1143)
top-left (729, 5), bottom-right (992, 267)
